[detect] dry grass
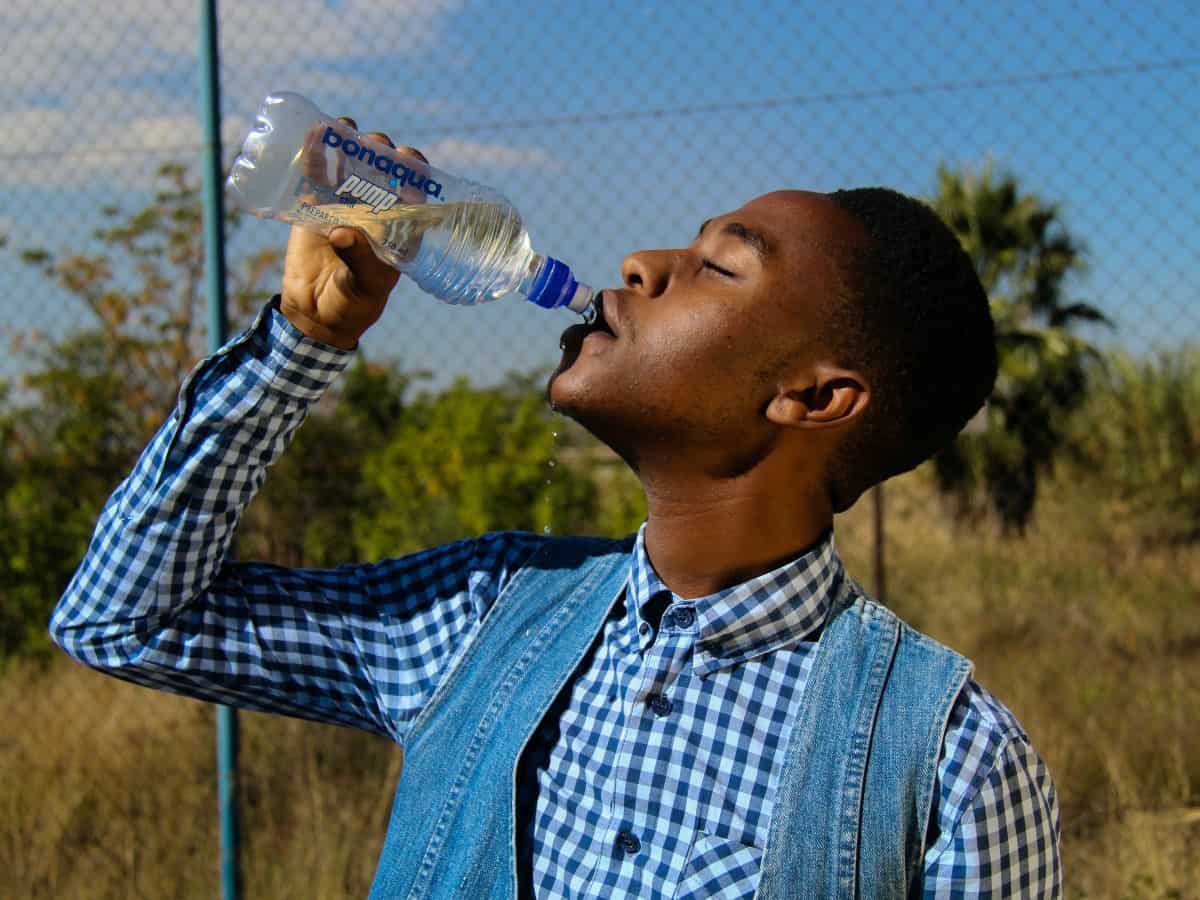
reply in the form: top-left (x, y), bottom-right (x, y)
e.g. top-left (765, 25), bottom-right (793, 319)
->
top-left (0, 667), bottom-right (399, 899)
top-left (3, 466), bottom-right (1198, 898)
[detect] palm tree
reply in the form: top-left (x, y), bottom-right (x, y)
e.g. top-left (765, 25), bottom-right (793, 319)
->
top-left (928, 161), bottom-right (1112, 535)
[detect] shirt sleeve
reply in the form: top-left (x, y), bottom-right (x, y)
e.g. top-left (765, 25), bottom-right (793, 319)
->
top-left (49, 298), bottom-right (541, 744)
top-left (922, 682), bottom-right (1063, 898)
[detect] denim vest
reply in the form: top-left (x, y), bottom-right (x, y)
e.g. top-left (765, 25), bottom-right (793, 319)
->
top-left (368, 535), bottom-right (971, 899)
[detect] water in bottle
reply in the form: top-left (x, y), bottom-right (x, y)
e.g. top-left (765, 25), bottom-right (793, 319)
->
top-left (226, 91), bottom-right (594, 313)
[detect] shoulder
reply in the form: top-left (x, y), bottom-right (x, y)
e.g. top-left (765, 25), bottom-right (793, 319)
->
top-left (940, 676), bottom-right (1036, 789)
top-left (361, 531), bottom-right (634, 595)
top-left (924, 678), bottom-right (1062, 891)
top-left (841, 580), bottom-right (1049, 807)
top-left (835, 579), bottom-right (1060, 882)
top-left (837, 575), bottom-right (973, 677)
top-left (934, 677), bottom-right (1057, 836)
top-left (842, 580), bottom-right (1035, 794)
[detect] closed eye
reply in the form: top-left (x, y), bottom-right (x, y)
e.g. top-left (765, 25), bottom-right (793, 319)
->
top-left (703, 259), bottom-right (736, 278)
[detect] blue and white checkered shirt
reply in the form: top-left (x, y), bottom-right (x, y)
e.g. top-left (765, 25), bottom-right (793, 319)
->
top-left (51, 302), bottom-right (1062, 898)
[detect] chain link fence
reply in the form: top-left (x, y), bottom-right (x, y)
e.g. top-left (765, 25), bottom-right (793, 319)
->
top-left (2, 2), bottom-right (1195, 382)
top-left (2, 1), bottom-right (1198, 897)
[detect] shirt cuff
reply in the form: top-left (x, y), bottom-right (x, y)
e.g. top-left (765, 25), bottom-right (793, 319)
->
top-left (184, 296), bottom-right (357, 405)
top-left (254, 295), bottom-right (357, 399)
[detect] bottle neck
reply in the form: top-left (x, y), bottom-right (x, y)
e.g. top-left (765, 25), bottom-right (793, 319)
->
top-left (520, 255), bottom-right (593, 313)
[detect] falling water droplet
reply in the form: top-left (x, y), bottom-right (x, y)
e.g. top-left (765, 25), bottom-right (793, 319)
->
top-left (541, 428), bottom-right (563, 537)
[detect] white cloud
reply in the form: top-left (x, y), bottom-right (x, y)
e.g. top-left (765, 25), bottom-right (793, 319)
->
top-left (0, 0), bottom-right (468, 187)
top-left (0, 91), bottom-right (554, 189)
top-left (0, 94), bottom-right (253, 187)
top-left (422, 138), bottom-right (559, 171)
top-left (2, 0), bottom-right (462, 92)
top-left (0, 0), bottom-right (552, 193)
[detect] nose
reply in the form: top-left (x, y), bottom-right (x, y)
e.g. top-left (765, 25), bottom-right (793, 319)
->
top-left (621, 249), bottom-right (676, 298)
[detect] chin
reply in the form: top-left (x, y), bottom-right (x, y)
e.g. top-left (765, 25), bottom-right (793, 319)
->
top-left (547, 372), bottom-right (641, 466)
top-left (546, 354), bottom-right (590, 412)
top-left (546, 375), bottom-right (590, 424)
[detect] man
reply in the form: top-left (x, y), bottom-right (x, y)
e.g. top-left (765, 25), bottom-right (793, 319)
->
top-left (51, 121), bottom-right (1061, 898)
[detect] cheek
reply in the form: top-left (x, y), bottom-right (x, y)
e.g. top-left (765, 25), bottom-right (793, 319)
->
top-left (637, 314), bottom-right (760, 402)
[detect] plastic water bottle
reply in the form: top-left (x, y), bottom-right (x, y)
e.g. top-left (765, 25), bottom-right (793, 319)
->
top-left (226, 91), bottom-right (594, 314)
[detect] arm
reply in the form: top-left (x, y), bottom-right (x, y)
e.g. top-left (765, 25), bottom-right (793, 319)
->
top-left (49, 299), bottom-right (538, 742)
top-left (48, 126), bottom-right (520, 743)
top-left (922, 682), bottom-right (1063, 898)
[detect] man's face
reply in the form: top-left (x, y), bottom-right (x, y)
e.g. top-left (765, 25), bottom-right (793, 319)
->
top-left (548, 190), bottom-right (866, 469)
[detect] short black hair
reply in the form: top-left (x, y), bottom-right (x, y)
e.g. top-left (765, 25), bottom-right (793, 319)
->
top-left (822, 187), bottom-right (997, 513)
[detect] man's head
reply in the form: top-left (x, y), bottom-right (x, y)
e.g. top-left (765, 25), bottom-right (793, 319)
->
top-left (548, 187), bottom-right (996, 513)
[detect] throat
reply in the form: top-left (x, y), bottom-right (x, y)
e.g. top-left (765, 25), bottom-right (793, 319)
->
top-left (640, 481), bottom-right (834, 599)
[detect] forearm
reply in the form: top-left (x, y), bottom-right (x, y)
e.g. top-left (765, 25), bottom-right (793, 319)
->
top-left (49, 298), bottom-right (353, 665)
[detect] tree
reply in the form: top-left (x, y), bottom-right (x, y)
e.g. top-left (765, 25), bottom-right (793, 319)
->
top-left (928, 161), bottom-right (1112, 535)
top-left (1066, 345), bottom-right (1200, 543)
top-left (16, 162), bottom-right (278, 418)
top-left (355, 372), bottom-right (599, 558)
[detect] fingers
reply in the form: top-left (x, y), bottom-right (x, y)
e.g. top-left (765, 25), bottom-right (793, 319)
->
top-left (329, 227), bottom-right (371, 273)
top-left (297, 114), bottom-right (430, 253)
top-left (329, 227), bottom-right (399, 296)
top-left (396, 145), bottom-right (429, 164)
top-left (363, 130), bottom-right (429, 167)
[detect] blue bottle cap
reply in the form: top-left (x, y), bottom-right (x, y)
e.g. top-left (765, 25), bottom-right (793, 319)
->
top-left (526, 256), bottom-right (581, 310)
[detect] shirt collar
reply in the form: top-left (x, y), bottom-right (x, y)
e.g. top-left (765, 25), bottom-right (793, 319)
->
top-left (625, 522), bottom-right (845, 677)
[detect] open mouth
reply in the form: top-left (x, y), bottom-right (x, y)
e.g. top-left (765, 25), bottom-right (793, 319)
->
top-left (590, 294), bottom-right (618, 337)
top-left (559, 291), bottom-right (617, 353)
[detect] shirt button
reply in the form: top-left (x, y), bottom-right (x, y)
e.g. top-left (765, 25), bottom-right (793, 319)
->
top-left (617, 830), bottom-right (641, 855)
top-left (638, 622), bottom-right (650, 635)
top-left (649, 693), bottom-right (673, 716)
top-left (674, 607), bottom-right (695, 628)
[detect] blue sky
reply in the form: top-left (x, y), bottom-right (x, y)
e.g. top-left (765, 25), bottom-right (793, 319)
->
top-left (1, 0), bottom-right (1196, 386)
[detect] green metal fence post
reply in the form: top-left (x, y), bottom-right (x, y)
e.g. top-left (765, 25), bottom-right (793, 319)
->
top-left (198, 2), bottom-right (239, 899)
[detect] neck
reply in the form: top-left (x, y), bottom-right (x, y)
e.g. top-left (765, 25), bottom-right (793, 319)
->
top-left (639, 457), bottom-right (834, 599)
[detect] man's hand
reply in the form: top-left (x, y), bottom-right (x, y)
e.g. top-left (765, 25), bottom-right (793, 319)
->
top-left (280, 116), bottom-right (429, 350)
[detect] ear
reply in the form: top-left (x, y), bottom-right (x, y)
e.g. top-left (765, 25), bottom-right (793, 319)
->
top-left (764, 365), bottom-right (869, 430)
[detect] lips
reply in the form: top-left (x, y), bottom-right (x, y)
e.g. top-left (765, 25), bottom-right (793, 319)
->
top-left (559, 290), bottom-right (619, 353)
top-left (593, 292), bottom-right (618, 337)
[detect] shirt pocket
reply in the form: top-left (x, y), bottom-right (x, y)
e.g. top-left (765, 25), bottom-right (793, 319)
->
top-left (674, 830), bottom-right (764, 900)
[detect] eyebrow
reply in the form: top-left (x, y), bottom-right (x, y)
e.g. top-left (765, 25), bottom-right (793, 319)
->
top-left (696, 218), bottom-right (773, 260)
